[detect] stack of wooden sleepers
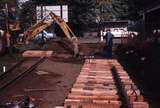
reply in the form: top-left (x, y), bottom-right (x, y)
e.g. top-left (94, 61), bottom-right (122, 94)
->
top-left (64, 59), bottom-right (149, 108)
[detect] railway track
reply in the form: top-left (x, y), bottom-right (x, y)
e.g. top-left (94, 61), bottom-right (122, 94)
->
top-left (0, 57), bottom-right (46, 91)
top-left (64, 59), bottom-right (149, 108)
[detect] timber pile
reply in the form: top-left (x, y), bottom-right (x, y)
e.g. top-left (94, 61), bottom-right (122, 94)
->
top-left (64, 59), bottom-right (149, 108)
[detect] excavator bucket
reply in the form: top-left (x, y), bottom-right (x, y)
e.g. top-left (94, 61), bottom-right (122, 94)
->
top-left (49, 12), bottom-right (79, 56)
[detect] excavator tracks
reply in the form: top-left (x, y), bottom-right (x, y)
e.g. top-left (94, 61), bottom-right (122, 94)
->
top-left (64, 59), bottom-right (149, 108)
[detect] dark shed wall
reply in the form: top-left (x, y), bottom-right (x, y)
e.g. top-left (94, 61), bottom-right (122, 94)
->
top-left (145, 7), bottom-right (160, 36)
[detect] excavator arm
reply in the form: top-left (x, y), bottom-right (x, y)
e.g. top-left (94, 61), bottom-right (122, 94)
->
top-left (24, 18), bottom-right (53, 41)
top-left (24, 12), bottom-right (79, 55)
top-left (49, 12), bottom-right (79, 55)
top-left (49, 12), bottom-right (77, 41)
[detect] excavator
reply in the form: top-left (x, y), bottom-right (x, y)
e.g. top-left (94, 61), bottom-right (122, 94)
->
top-left (0, 11), bottom-right (79, 56)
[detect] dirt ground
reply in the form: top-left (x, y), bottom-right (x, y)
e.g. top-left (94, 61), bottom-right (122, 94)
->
top-left (0, 39), bottom-right (88, 107)
top-left (0, 54), bottom-right (23, 75)
top-left (0, 58), bottom-right (83, 108)
top-left (0, 38), bottom-right (120, 107)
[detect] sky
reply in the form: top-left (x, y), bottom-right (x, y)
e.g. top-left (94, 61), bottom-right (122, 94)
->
top-left (18, 0), bottom-right (29, 8)
top-left (19, 0), bottom-right (29, 3)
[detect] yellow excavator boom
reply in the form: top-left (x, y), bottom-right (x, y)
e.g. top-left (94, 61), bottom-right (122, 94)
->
top-left (24, 19), bottom-right (53, 41)
top-left (24, 11), bottom-right (79, 55)
top-left (49, 12), bottom-right (77, 41)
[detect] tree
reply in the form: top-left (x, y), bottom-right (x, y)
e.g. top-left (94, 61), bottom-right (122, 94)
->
top-left (31, 0), bottom-right (69, 5)
top-left (127, 0), bottom-right (143, 21)
top-left (0, 0), bottom-right (18, 29)
top-left (126, 0), bottom-right (158, 21)
top-left (111, 0), bottom-right (129, 20)
top-left (31, 0), bottom-right (53, 5)
top-left (69, 0), bottom-right (97, 31)
top-left (96, 0), bottom-right (115, 21)
top-left (0, 0), bottom-right (17, 8)
top-left (0, 0), bottom-right (6, 5)
top-left (19, 0), bottom-right (36, 30)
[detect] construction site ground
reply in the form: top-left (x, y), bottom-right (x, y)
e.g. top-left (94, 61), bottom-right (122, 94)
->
top-left (0, 38), bottom-right (105, 107)
top-left (0, 57), bottom-right (83, 108)
top-left (0, 38), bottom-right (160, 108)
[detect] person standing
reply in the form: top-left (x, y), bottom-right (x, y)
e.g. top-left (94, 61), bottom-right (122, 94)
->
top-left (105, 28), bottom-right (114, 57)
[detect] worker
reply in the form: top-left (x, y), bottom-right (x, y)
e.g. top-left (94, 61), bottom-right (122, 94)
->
top-left (104, 28), bottom-right (114, 57)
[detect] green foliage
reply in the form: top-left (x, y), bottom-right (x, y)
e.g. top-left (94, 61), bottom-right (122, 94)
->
top-left (95, 0), bottom-right (129, 21)
top-left (0, 0), bottom-right (17, 8)
top-left (31, 0), bottom-right (53, 5)
top-left (96, 0), bottom-right (115, 21)
top-left (31, 0), bottom-right (68, 5)
top-left (127, 0), bottom-right (144, 21)
top-left (0, 0), bottom-right (6, 3)
top-left (69, 0), bottom-right (97, 30)
top-left (111, 0), bottom-right (129, 20)
top-left (19, 0), bottom-right (36, 30)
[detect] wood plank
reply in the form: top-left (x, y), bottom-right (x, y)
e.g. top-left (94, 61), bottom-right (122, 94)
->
top-left (81, 70), bottom-right (112, 75)
top-left (70, 89), bottom-right (117, 95)
top-left (78, 75), bottom-right (113, 79)
top-left (75, 80), bottom-right (115, 85)
top-left (129, 95), bottom-right (144, 102)
top-left (73, 84), bottom-right (116, 90)
top-left (126, 90), bottom-right (141, 96)
top-left (80, 73), bottom-right (112, 76)
top-left (76, 78), bottom-right (114, 81)
top-left (64, 99), bottom-right (121, 108)
top-left (71, 88), bottom-right (117, 92)
top-left (132, 102), bottom-right (149, 108)
top-left (67, 94), bottom-right (120, 100)
top-left (22, 50), bottom-right (53, 58)
top-left (65, 99), bottom-right (121, 104)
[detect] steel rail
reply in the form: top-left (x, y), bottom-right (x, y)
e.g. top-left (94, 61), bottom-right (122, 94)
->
top-left (0, 58), bottom-right (26, 79)
top-left (0, 57), bottom-right (46, 91)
